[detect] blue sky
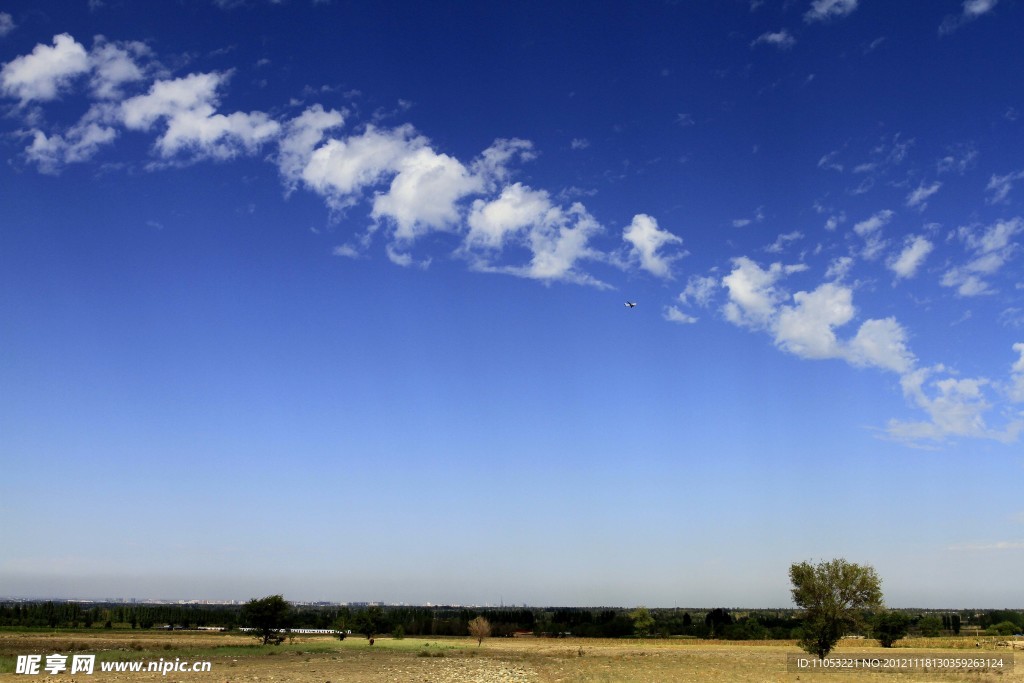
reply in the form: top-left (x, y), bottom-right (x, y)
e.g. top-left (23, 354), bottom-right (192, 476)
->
top-left (1, 0), bottom-right (1023, 608)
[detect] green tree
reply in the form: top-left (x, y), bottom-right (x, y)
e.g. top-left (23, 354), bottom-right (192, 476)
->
top-left (352, 606), bottom-right (385, 641)
top-left (629, 607), bottom-right (655, 638)
top-left (240, 595), bottom-right (291, 645)
top-left (872, 611), bottom-right (910, 647)
top-left (789, 559), bottom-right (883, 659)
top-left (988, 621), bottom-right (1019, 636)
top-left (468, 616), bottom-right (491, 646)
top-left (918, 615), bottom-right (943, 637)
top-left (704, 608), bottom-right (733, 638)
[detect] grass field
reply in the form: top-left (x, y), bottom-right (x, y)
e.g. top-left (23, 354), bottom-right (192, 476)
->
top-left (1, 631), bottom-right (1020, 682)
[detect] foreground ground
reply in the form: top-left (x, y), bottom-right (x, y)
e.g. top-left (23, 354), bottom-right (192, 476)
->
top-left (0, 630), bottom-right (1020, 682)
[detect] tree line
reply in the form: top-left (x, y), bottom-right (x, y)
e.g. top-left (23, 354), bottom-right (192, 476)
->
top-left (3, 600), bottom-right (1019, 640)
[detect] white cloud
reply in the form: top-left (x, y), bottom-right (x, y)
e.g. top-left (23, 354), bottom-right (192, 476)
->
top-left (774, 282), bottom-right (854, 360)
top-left (937, 143), bottom-right (978, 175)
top-left (824, 212), bottom-right (845, 231)
top-left (751, 30), bottom-right (796, 49)
top-left (300, 124), bottom-right (427, 207)
top-left (120, 72), bottom-right (280, 162)
top-left (89, 38), bottom-right (149, 100)
top-left (805, 0), bottom-right (858, 22)
top-left (278, 104), bottom-right (346, 193)
top-left (825, 255), bottom-right (854, 281)
top-left (1009, 342), bottom-right (1024, 403)
top-left (888, 235), bottom-right (933, 279)
top-left (675, 113), bottom-right (695, 127)
top-left (772, 284), bottom-right (914, 373)
top-left (120, 72), bottom-right (218, 128)
top-left (986, 170), bottom-right (1024, 204)
top-left (621, 213), bottom-right (683, 278)
top-left (889, 363), bottom-right (1023, 443)
top-left (722, 257), bottom-right (790, 329)
top-left (25, 114), bottom-right (118, 173)
top-left (948, 540), bottom-right (1024, 551)
top-left (0, 12), bottom-right (15, 37)
top-left (818, 150), bottom-right (844, 172)
top-left (845, 317), bottom-right (914, 374)
top-left (852, 135), bottom-right (913, 183)
top-left (159, 106), bottom-right (278, 161)
top-left (964, 0), bottom-right (999, 16)
top-left (517, 202), bottom-right (604, 285)
top-left (332, 244), bottom-right (361, 259)
top-left (723, 258), bottom-right (914, 374)
top-left (1, 33), bottom-right (89, 103)
top-left (679, 274), bottom-right (719, 308)
top-left (942, 217), bottom-right (1023, 296)
top-left (464, 183), bottom-right (606, 286)
top-left (371, 146), bottom-right (483, 242)
top-left (570, 137), bottom-right (589, 150)
top-left (385, 243), bottom-right (431, 269)
top-left (853, 209), bottom-right (893, 237)
top-left (905, 180), bottom-right (941, 210)
top-left (941, 0), bottom-right (999, 34)
top-left (733, 207), bottom-right (764, 228)
top-left (765, 230), bottom-right (803, 254)
top-left (466, 182), bottom-right (549, 250)
top-left (853, 209), bottom-right (893, 260)
top-left (664, 306), bottom-right (697, 324)
top-left (469, 138), bottom-right (535, 189)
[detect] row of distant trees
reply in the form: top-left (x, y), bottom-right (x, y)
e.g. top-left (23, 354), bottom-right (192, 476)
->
top-left (5, 598), bottom-right (1018, 643)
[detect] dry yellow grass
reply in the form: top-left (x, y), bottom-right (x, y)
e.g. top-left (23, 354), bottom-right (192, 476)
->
top-left (1, 631), bottom-right (1020, 682)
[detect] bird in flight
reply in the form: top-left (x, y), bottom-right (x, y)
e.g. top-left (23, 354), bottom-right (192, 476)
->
top-left (624, 301), bottom-right (637, 308)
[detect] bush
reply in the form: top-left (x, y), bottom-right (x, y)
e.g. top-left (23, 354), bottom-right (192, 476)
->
top-left (873, 612), bottom-right (910, 647)
top-left (989, 621), bottom-right (1019, 636)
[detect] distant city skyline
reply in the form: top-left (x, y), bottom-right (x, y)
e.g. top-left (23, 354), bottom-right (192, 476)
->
top-left (2, 0), bottom-right (1023, 608)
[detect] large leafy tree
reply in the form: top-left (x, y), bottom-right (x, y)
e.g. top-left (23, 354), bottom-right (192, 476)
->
top-left (240, 595), bottom-right (291, 645)
top-left (789, 559), bottom-right (883, 659)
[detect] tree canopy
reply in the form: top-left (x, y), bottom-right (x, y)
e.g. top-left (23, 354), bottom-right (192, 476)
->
top-left (468, 616), bottom-right (492, 645)
top-left (790, 559), bottom-right (883, 659)
top-left (872, 611), bottom-right (910, 647)
top-left (240, 595), bottom-right (291, 645)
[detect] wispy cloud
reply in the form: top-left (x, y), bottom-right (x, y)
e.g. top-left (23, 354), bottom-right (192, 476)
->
top-left (986, 169), bottom-right (1024, 204)
top-left (948, 540), bottom-right (1024, 551)
top-left (678, 274), bottom-right (719, 308)
top-left (0, 12), bottom-right (15, 37)
top-left (905, 181), bottom-right (941, 210)
top-left (818, 150), bottom-right (844, 172)
top-left (805, 0), bottom-right (858, 23)
top-left (664, 305), bottom-right (698, 324)
top-left (936, 143), bottom-right (978, 175)
top-left (765, 230), bottom-right (803, 254)
top-left (889, 360), bottom-right (1024, 444)
top-left (853, 209), bottom-right (894, 260)
top-left (940, 0), bottom-right (1000, 35)
top-left (751, 30), bottom-right (796, 50)
top-left (942, 217), bottom-right (1023, 296)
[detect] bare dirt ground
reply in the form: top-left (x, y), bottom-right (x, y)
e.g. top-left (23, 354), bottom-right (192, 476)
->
top-left (1, 631), bottom-right (1020, 682)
